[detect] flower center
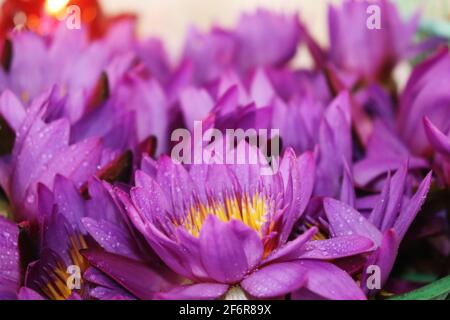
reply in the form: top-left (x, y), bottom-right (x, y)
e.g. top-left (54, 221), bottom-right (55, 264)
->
top-left (41, 234), bottom-right (89, 300)
top-left (182, 192), bottom-right (269, 237)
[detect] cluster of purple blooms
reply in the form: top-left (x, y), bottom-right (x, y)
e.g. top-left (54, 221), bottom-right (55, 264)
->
top-left (0, 0), bottom-right (449, 300)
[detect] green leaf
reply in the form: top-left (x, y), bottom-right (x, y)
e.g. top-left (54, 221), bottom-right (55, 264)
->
top-left (401, 271), bottom-right (438, 284)
top-left (389, 276), bottom-right (450, 300)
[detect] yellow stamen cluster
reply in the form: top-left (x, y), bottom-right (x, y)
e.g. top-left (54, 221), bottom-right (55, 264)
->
top-left (183, 193), bottom-right (269, 237)
top-left (42, 263), bottom-right (72, 300)
top-left (43, 234), bottom-right (88, 300)
top-left (305, 222), bottom-right (328, 241)
top-left (68, 234), bottom-right (89, 272)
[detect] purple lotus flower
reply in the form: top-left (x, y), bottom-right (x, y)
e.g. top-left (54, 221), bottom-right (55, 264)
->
top-left (328, 0), bottom-right (419, 82)
top-left (18, 175), bottom-right (174, 300)
top-left (114, 146), bottom-right (373, 300)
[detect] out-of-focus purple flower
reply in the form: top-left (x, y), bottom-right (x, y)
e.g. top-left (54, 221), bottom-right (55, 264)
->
top-left (328, 0), bottom-right (419, 82)
top-left (353, 120), bottom-right (429, 187)
top-left (423, 117), bottom-right (450, 186)
top-left (1, 22), bottom-right (128, 108)
top-left (180, 9), bottom-right (301, 86)
top-left (0, 21), bottom-right (170, 155)
top-left (354, 47), bottom-right (450, 187)
top-left (398, 48), bottom-right (450, 156)
top-left (235, 9), bottom-right (301, 71)
top-left (113, 146), bottom-right (373, 300)
top-left (182, 27), bottom-right (236, 85)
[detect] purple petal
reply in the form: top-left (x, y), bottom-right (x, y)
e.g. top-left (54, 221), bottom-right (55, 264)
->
top-left (381, 164), bottom-right (408, 232)
top-left (82, 217), bottom-right (142, 260)
top-left (340, 160), bottom-right (356, 206)
top-left (280, 150), bottom-right (315, 242)
top-left (298, 235), bottom-right (374, 260)
top-left (155, 156), bottom-right (196, 215)
top-left (52, 175), bottom-right (86, 233)
top-left (236, 9), bottom-right (300, 70)
top-left (83, 250), bottom-right (174, 300)
top-left (36, 137), bottom-right (102, 190)
top-left (180, 87), bottom-right (214, 131)
top-left (361, 229), bottom-right (399, 295)
top-left (324, 198), bottom-right (382, 245)
top-left (0, 217), bottom-right (19, 294)
top-left (297, 260), bottom-right (366, 300)
top-left (353, 156), bottom-right (428, 187)
top-left (156, 283), bottom-right (229, 300)
top-left (11, 118), bottom-right (70, 209)
top-left (0, 90), bottom-right (26, 131)
top-left (84, 267), bottom-right (136, 300)
top-left (250, 69), bottom-right (276, 107)
top-left (125, 203), bottom-right (197, 280)
top-left (130, 177), bottom-right (171, 224)
top-left (174, 228), bottom-right (209, 280)
top-left (423, 117), bottom-right (450, 157)
top-left (264, 228), bottom-right (317, 264)
top-left (241, 261), bottom-right (307, 298)
top-left (369, 173), bottom-right (391, 229)
top-left (90, 287), bottom-right (135, 300)
top-left (228, 220), bottom-right (264, 271)
top-left (394, 172), bottom-right (432, 240)
top-left (199, 215), bottom-right (249, 284)
top-left (17, 288), bottom-right (45, 300)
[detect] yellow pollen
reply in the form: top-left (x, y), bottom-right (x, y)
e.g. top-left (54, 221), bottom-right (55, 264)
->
top-left (183, 193), bottom-right (268, 237)
top-left (305, 223), bottom-right (328, 241)
top-left (42, 234), bottom-right (89, 300)
top-left (42, 261), bottom-right (72, 300)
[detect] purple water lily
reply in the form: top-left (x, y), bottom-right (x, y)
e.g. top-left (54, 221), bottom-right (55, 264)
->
top-left (114, 145), bottom-right (373, 300)
top-left (18, 175), bottom-right (175, 300)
